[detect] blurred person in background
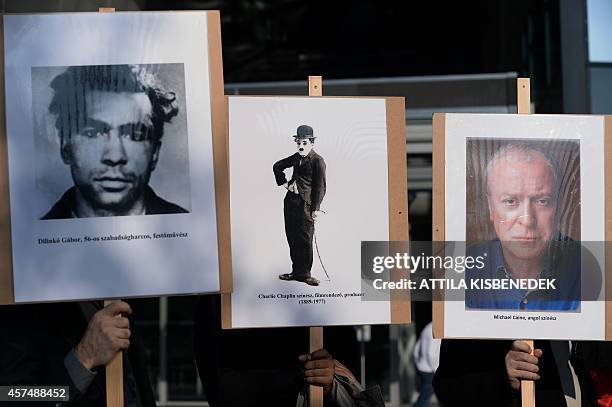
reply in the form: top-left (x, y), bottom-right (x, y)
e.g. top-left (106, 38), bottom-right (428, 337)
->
top-left (413, 322), bottom-right (441, 407)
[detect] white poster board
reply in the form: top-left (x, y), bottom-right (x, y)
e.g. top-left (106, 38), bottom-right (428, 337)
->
top-left (3, 11), bottom-right (224, 302)
top-left (223, 95), bottom-right (409, 328)
top-left (435, 113), bottom-right (607, 340)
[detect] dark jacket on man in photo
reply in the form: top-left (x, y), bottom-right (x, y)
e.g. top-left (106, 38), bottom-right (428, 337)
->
top-left (273, 150), bottom-right (326, 211)
top-left (41, 185), bottom-right (188, 219)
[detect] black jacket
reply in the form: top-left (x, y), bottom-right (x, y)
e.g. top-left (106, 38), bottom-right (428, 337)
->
top-left (433, 339), bottom-right (610, 407)
top-left (273, 150), bottom-right (326, 211)
top-left (0, 302), bottom-right (156, 407)
top-left (193, 295), bottom-right (359, 407)
top-left (41, 186), bottom-right (188, 219)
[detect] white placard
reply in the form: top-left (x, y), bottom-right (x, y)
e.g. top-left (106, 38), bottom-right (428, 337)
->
top-left (228, 96), bottom-right (391, 328)
top-left (443, 113), bottom-right (605, 340)
top-left (4, 12), bottom-right (220, 302)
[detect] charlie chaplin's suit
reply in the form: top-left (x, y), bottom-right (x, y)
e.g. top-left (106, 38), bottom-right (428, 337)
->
top-left (273, 149), bottom-right (326, 278)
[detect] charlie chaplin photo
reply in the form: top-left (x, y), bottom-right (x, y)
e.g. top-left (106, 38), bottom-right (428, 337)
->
top-left (35, 64), bottom-right (190, 219)
top-left (273, 125), bottom-right (327, 286)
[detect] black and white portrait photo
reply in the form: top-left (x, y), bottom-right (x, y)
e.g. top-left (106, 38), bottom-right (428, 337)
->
top-left (4, 11), bottom-right (222, 302)
top-left (274, 125), bottom-right (327, 287)
top-left (33, 64), bottom-right (191, 220)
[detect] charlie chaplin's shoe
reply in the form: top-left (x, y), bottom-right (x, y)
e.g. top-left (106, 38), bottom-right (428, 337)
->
top-left (301, 276), bottom-right (319, 286)
top-left (278, 273), bottom-right (319, 286)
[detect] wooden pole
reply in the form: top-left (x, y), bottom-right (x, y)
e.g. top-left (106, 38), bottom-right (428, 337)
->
top-left (307, 75), bottom-right (324, 407)
top-left (103, 299), bottom-right (123, 407)
top-left (309, 326), bottom-right (324, 407)
top-left (99, 8), bottom-right (122, 407)
top-left (308, 75), bottom-right (322, 98)
top-left (517, 78), bottom-right (531, 115)
top-left (0, 13), bottom-right (14, 306)
top-left (516, 77), bottom-right (536, 407)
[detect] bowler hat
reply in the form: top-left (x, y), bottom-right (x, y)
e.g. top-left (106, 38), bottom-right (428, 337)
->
top-left (294, 125), bottom-right (315, 139)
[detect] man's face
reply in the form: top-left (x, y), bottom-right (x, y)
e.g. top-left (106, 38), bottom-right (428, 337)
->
top-left (60, 90), bottom-right (160, 213)
top-left (487, 150), bottom-right (557, 262)
top-left (296, 138), bottom-right (313, 157)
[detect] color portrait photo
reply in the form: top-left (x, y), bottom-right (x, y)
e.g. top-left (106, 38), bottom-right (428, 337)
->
top-left (441, 113), bottom-right (606, 340)
top-left (464, 138), bottom-right (581, 312)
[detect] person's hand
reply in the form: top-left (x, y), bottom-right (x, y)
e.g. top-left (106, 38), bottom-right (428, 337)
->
top-left (281, 182), bottom-right (299, 194)
top-left (311, 210), bottom-right (324, 221)
top-left (75, 301), bottom-right (132, 370)
top-left (299, 348), bottom-right (335, 395)
top-left (505, 340), bottom-right (542, 390)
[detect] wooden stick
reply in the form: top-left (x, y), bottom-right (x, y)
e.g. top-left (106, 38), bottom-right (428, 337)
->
top-left (521, 355), bottom-right (536, 407)
top-left (516, 77), bottom-right (536, 407)
top-left (0, 14), bottom-right (14, 306)
top-left (307, 75), bottom-right (324, 407)
top-left (308, 76), bottom-right (322, 97)
top-left (103, 299), bottom-right (123, 407)
top-left (309, 326), bottom-right (324, 407)
top-left (517, 78), bottom-right (531, 115)
top-left (105, 352), bottom-right (124, 407)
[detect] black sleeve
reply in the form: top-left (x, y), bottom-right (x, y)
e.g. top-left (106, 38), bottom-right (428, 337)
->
top-left (127, 325), bottom-right (157, 407)
top-left (324, 326), bottom-right (360, 377)
top-left (433, 339), bottom-right (516, 407)
top-left (193, 295), bottom-right (307, 406)
top-left (193, 295), bottom-right (222, 406)
top-left (310, 156), bottom-right (326, 211)
top-left (0, 304), bottom-right (87, 406)
top-left (0, 305), bottom-right (45, 385)
top-left (580, 340), bottom-right (612, 369)
top-left (273, 154), bottom-right (297, 186)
